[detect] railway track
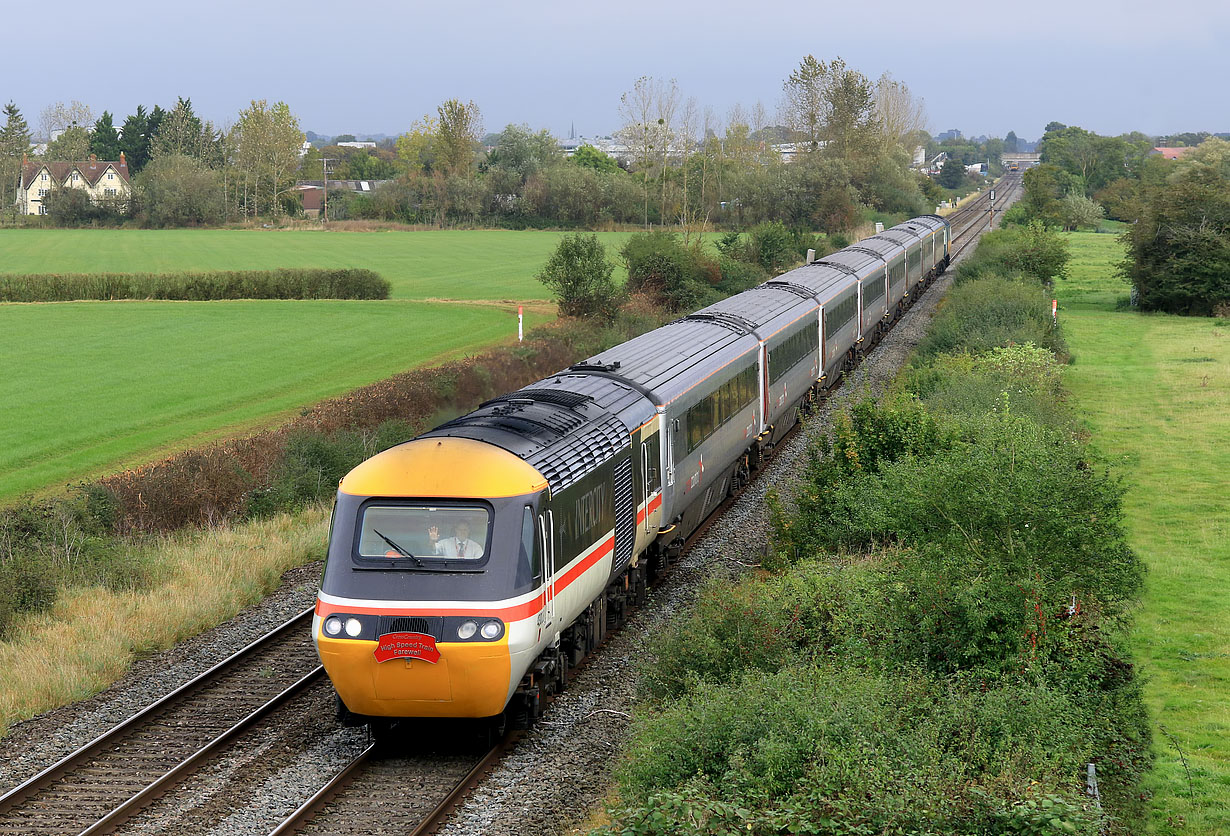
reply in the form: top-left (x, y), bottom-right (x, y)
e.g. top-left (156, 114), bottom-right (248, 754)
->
top-left (0, 609), bottom-right (320, 835)
top-left (0, 179), bottom-right (1017, 836)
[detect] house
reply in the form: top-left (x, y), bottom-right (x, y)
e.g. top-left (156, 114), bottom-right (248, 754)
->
top-left (1150, 147), bottom-right (1195, 160)
top-left (16, 153), bottom-right (131, 215)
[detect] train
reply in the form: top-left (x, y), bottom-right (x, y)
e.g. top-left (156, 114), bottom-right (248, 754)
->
top-left (313, 214), bottom-right (951, 732)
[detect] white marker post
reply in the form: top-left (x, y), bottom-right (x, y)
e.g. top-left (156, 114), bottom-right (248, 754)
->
top-left (1052, 299), bottom-right (1058, 326)
top-left (518, 305), bottom-right (524, 342)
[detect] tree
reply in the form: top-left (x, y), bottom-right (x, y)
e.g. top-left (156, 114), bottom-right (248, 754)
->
top-left (395, 114), bottom-right (437, 174)
top-left (232, 99), bottom-right (305, 217)
top-left (334, 134), bottom-right (357, 143)
top-left (89, 111), bottom-right (122, 160)
top-left (45, 126), bottom-right (90, 161)
top-left (1005, 130), bottom-right (1020, 153)
top-left (0, 102), bottom-right (32, 207)
top-left (570, 144), bottom-right (620, 173)
top-left (486, 124), bottom-right (559, 181)
top-left (152, 98), bottom-right (216, 163)
top-left (617, 76), bottom-right (677, 227)
top-left (874, 73), bottom-right (927, 150)
top-left (120, 106), bottom-right (151, 172)
top-left (135, 154), bottom-right (225, 227)
top-left (39, 100), bottom-right (94, 143)
top-left (1059, 193), bottom-right (1104, 230)
top-left (781, 55), bottom-right (827, 151)
top-left (435, 98), bottom-right (482, 176)
top-left (537, 233), bottom-right (622, 319)
top-left (938, 158), bottom-right (967, 188)
top-left (1122, 138), bottom-right (1230, 315)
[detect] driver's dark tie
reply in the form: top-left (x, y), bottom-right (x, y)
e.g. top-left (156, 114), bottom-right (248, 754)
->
top-left (458, 542), bottom-right (466, 557)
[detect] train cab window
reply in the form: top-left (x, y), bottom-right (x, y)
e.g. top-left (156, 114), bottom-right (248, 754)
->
top-left (517, 505), bottom-right (538, 587)
top-left (355, 504), bottom-right (492, 564)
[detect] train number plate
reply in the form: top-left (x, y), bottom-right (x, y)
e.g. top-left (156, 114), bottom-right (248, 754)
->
top-left (373, 632), bottom-right (441, 664)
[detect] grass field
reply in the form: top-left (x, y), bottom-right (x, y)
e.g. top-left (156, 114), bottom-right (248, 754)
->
top-left (0, 299), bottom-right (551, 499)
top-left (0, 228), bottom-right (635, 301)
top-left (1060, 232), bottom-right (1229, 834)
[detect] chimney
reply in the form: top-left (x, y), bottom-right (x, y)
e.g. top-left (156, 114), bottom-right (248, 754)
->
top-left (119, 151), bottom-right (127, 169)
top-left (89, 153), bottom-right (97, 170)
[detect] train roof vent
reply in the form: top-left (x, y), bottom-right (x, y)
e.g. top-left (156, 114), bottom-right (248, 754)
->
top-left (817, 259), bottom-right (858, 276)
top-left (764, 281), bottom-right (818, 299)
top-left (681, 311), bottom-right (757, 334)
top-left (531, 415), bottom-right (628, 491)
top-left (570, 360), bottom-right (621, 374)
top-left (482, 388), bottom-right (593, 410)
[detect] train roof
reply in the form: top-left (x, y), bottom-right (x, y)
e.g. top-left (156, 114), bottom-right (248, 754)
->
top-left (905, 214), bottom-right (948, 232)
top-left (580, 318), bottom-right (759, 406)
top-left (420, 383), bottom-right (644, 493)
top-left (855, 237), bottom-right (906, 259)
top-left (767, 262), bottom-right (858, 304)
top-left (820, 248), bottom-right (883, 274)
top-left (688, 285), bottom-right (818, 342)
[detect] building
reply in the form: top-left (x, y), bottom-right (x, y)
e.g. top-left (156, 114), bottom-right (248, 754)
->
top-left (293, 179), bottom-right (393, 218)
top-left (16, 153), bottom-right (131, 215)
top-left (1149, 147), bottom-right (1196, 160)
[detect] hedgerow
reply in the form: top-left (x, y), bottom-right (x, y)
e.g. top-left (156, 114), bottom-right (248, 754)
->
top-left (0, 268), bottom-right (390, 301)
top-left (602, 232), bottom-right (1149, 835)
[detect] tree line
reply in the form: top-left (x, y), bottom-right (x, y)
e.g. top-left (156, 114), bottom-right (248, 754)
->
top-left (1, 55), bottom-right (941, 233)
top-left (1006, 122), bottom-right (1229, 315)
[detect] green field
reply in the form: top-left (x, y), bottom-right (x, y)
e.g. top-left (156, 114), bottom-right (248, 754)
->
top-left (1061, 232), bottom-right (1229, 834)
top-left (0, 298), bottom-right (552, 499)
top-left (0, 228), bottom-right (635, 301)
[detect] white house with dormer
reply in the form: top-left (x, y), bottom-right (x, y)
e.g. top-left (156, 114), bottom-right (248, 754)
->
top-left (16, 153), bottom-right (131, 215)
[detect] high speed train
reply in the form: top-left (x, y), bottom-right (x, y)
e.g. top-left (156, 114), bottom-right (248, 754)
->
top-left (313, 215), bottom-right (950, 730)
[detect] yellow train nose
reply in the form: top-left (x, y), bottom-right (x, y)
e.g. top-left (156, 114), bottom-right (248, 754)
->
top-left (318, 634), bottom-right (513, 718)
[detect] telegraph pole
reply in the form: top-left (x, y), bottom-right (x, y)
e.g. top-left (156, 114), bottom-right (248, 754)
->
top-left (320, 155), bottom-right (334, 224)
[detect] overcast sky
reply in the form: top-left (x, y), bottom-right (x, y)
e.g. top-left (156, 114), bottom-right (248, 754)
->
top-left (10, 0), bottom-right (1228, 142)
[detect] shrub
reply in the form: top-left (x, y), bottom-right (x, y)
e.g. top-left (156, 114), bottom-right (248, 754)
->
top-left (608, 665), bottom-right (1103, 836)
top-left (957, 222), bottom-right (1071, 285)
top-left (1121, 139), bottom-right (1230, 315)
top-left (620, 230), bottom-right (719, 311)
top-left (914, 275), bottom-right (1067, 360)
top-left (536, 232), bottom-right (622, 319)
top-left (0, 269), bottom-right (390, 302)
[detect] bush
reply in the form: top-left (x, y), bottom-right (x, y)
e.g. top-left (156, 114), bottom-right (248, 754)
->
top-left (608, 665), bottom-right (1103, 836)
top-left (134, 154), bottom-right (225, 227)
top-left (42, 187), bottom-right (128, 227)
top-left (0, 490), bottom-right (155, 636)
top-left (1121, 138), bottom-right (1230, 315)
top-left (620, 230), bottom-right (720, 311)
top-left (0, 268), bottom-right (390, 302)
top-left (536, 233), bottom-right (622, 319)
top-left (914, 275), bottom-right (1067, 360)
top-left (956, 222), bottom-right (1071, 285)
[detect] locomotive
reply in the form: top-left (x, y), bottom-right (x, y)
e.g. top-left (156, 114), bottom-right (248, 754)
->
top-left (313, 215), bottom-right (950, 730)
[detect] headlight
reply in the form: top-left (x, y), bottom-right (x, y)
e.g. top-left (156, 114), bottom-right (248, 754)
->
top-left (457, 620), bottom-right (478, 639)
top-left (324, 617), bottom-right (342, 636)
top-left (344, 617), bottom-right (363, 637)
top-left (480, 621), bottom-right (502, 639)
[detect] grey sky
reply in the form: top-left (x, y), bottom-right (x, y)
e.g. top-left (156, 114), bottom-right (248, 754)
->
top-left (9, 0), bottom-right (1228, 142)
